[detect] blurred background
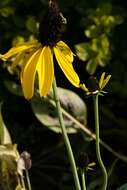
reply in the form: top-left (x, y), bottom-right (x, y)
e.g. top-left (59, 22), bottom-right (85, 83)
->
top-left (0, 0), bottom-right (127, 189)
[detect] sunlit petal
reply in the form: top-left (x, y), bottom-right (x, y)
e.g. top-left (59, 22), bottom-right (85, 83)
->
top-left (0, 44), bottom-right (37, 60)
top-left (14, 40), bottom-right (39, 47)
top-left (54, 46), bottom-right (80, 87)
top-left (37, 46), bottom-right (54, 96)
top-left (56, 41), bottom-right (74, 62)
top-left (20, 51), bottom-right (37, 83)
top-left (80, 83), bottom-right (88, 92)
top-left (22, 49), bottom-right (42, 99)
top-left (11, 52), bottom-right (26, 68)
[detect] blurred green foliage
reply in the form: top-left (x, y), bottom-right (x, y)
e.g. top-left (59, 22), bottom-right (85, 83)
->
top-left (0, 144), bottom-right (19, 190)
top-left (75, 2), bottom-right (124, 74)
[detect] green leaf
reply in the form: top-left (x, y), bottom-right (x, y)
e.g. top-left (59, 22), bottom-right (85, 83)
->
top-left (31, 88), bottom-right (87, 134)
top-left (86, 59), bottom-right (98, 75)
top-left (0, 7), bottom-right (14, 17)
top-left (0, 103), bottom-right (12, 144)
top-left (117, 183), bottom-right (127, 190)
top-left (0, 144), bottom-right (19, 190)
top-left (75, 43), bottom-right (90, 61)
top-left (4, 80), bottom-right (23, 97)
top-left (26, 16), bottom-right (38, 34)
top-left (0, 0), bottom-right (13, 7)
top-left (85, 25), bottom-right (102, 38)
top-left (58, 88), bottom-right (87, 124)
top-left (98, 3), bottom-right (112, 15)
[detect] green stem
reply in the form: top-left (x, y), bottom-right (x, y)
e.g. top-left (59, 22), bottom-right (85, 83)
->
top-left (52, 79), bottom-right (81, 190)
top-left (20, 175), bottom-right (26, 190)
top-left (81, 169), bottom-right (87, 190)
top-left (48, 97), bottom-right (127, 163)
top-left (25, 169), bottom-right (32, 190)
top-left (93, 94), bottom-right (108, 190)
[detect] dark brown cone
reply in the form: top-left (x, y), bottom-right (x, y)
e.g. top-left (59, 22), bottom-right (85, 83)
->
top-left (39, 0), bottom-right (67, 47)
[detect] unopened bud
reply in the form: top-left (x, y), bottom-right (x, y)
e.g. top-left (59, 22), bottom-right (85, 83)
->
top-left (20, 151), bottom-right (32, 170)
top-left (77, 152), bottom-right (89, 169)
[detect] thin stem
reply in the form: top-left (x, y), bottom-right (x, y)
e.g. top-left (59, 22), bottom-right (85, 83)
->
top-left (48, 97), bottom-right (127, 163)
top-left (17, 176), bottom-right (23, 189)
top-left (93, 94), bottom-right (108, 190)
top-left (81, 169), bottom-right (87, 190)
top-left (25, 169), bottom-right (32, 190)
top-left (20, 175), bottom-right (26, 190)
top-left (108, 158), bottom-right (118, 179)
top-left (52, 79), bottom-right (81, 190)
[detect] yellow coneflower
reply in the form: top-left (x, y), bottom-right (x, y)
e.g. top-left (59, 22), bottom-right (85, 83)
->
top-left (0, 0), bottom-right (80, 99)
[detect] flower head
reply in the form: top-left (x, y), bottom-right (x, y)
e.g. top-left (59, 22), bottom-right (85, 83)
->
top-left (77, 152), bottom-right (96, 171)
top-left (0, 0), bottom-right (80, 99)
top-left (0, 40), bottom-right (80, 99)
top-left (80, 72), bottom-right (111, 96)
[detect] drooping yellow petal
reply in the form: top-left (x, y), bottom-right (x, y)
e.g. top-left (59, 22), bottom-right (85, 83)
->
top-left (20, 51), bottom-right (37, 83)
top-left (11, 52), bottom-right (25, 68)
top-left (80, 83), bottom-right (88, 92)
top-left (13, 40), bottom-right (39, 47)
top-left (21, 49), bottom-right (42, 99)
top-left (37, 46), bottom-right (54, 96)
top-left (0, 44), bottom-right (37, 60)
top-left (56, 41), bottom-right (74, 62)
top-left (54, 46), bottom-right (80, 87)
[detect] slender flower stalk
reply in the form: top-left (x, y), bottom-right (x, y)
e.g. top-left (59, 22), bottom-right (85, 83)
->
top-left (20, 175), bottom-right (26, 190)
top-left (80, 73), bottom-right (111, 189)
top-left (25, 169), bottom-right (32, 190)
top-left (52, 78), bottom-right (81, 190)
top-left (81, 169), bottom-right (87, 190)
top-left (93, 94), bottom-right (108, 190)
